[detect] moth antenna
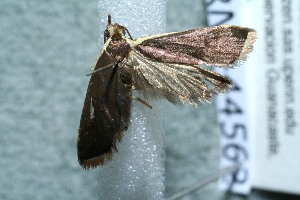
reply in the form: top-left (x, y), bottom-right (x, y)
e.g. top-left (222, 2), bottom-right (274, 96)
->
top-left (122, 26), bottom-right (133, 40)
top-left (86, 63), bottom-right (115, 76)
top-left (132, 96), bottom-right (152, 109)
top-left (107, 14), bottom-right (111, 25)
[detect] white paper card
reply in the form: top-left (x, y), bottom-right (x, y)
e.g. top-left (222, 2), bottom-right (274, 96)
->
top-left (243, 0), bottom-right (300, 195)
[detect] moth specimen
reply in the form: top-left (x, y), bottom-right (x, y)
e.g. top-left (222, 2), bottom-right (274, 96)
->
top-left (78, 15), bottom-right (256, 169)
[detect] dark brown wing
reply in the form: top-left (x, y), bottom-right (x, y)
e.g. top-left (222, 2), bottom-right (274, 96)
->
top-left (133, 24), bottom-right (256, 68)
top-left (77, 50), bottom-right (132, 169)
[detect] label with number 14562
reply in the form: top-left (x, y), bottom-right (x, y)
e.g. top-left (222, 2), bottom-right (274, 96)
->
top-left (206, 0), bottom-right (251, 195)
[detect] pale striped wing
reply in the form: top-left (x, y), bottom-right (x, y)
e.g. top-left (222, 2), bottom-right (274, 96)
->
top-left (128, 50), bottom-right (232, 105)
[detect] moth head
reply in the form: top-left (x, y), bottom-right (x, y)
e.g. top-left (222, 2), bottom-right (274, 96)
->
top-left (104, 14), bottom-right (132, 42)
top-left (106, 24), bottom-right (125, 40)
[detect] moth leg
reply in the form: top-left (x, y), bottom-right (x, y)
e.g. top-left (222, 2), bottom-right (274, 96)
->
top-left (132, 96), bottom-right (152, 109)
top-left (86, 63), bottom-right (115, 76)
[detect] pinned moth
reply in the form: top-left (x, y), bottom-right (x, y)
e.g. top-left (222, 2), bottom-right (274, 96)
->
top-left (78, 15), bottom-right (256, 169)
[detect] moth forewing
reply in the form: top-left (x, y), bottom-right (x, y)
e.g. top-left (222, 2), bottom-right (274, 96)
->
top-left (132, 24), bottom-right (256, 68)
top-left (78, 25), bottom-right (133, 169)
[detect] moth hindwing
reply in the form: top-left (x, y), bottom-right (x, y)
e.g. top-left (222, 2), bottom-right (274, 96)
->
top-left (78, 14), bottom-right (256, 169)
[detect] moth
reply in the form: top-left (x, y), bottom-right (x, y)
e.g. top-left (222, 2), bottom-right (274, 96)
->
top-left (78, 14), bottom-right (256, 169)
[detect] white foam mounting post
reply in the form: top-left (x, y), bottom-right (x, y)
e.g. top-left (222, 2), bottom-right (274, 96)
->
top-left (97, 1), bottom-right (166, 199)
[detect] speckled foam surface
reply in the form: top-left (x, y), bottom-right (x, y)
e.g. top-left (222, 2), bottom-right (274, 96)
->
top-left (98, 1), bottom-right (166, 199)
top-left (98, 103), bottom-right (166, 199)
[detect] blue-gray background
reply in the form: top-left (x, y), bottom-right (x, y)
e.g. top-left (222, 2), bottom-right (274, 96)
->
top-left (1, 0), bottom-right (298, 199)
